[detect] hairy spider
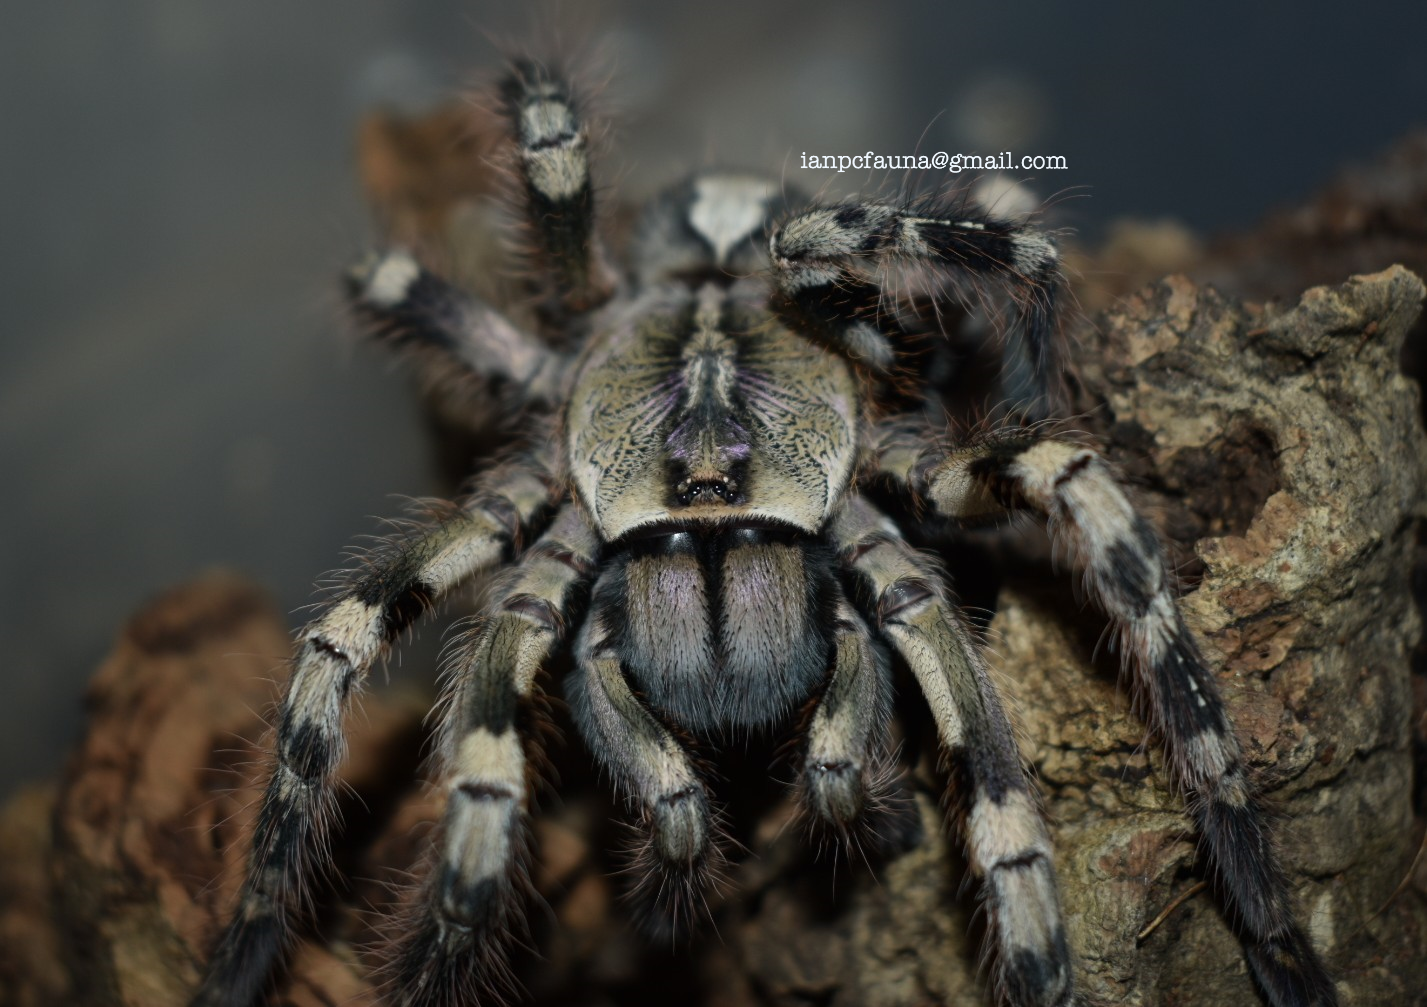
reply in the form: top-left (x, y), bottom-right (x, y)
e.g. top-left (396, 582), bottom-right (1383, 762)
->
top-left (193, 55), bottom-right (1337, 1007)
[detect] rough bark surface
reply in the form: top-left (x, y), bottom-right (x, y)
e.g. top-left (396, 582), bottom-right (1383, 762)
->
top-left (1027, 266), bottom-right (1427, 1005)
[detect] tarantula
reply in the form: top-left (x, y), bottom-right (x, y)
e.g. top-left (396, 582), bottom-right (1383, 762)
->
top-left (194, 57), bottom-right (1337, 1007)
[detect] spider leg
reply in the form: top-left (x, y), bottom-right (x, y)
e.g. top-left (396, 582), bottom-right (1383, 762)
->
top-left (880, 426), bottom-right (1338, 1007)
top-left (566, 580), bottom-right (725, 936)
top-left (500, 58), bottom-right (617, 317)
top-left (797, 590), bottom-right (899, 847)
top-left (345, 249), bottom-right (568, 406)
top-left (385, 504), bottom-right (597, 1007)
top-left (191, 462), bottom-right (557, 1007)
top-left (833, 495), bottom-right (1072, 1007)
top-left (769, 197), bottom-right (1061, 408)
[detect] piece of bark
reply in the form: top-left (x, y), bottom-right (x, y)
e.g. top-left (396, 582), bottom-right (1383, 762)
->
top-left (0, 784), bottom-right (70, 1007)
top-left (25, 573), bottom-right (390, 1005)
top-left (1203, 132), bottom-right (1427, 312)
top-left (1042, 266), bottom-right (1427, 1004)
top-left (1063, 128), bottom-right (1427, 827)
top-left (356, 103), bottom-right (505, 260)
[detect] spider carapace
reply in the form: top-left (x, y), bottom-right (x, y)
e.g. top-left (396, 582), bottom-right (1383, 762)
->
top-left (193, 56), bottom-right (1338, 1007)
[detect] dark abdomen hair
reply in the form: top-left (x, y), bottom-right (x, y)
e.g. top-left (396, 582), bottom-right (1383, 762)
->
top-left (586, 524), bottom-right (837, 734)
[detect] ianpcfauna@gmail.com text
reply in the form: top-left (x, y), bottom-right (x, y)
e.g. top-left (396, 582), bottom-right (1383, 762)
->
top-left (800, 151), bottom-right (1068, 174)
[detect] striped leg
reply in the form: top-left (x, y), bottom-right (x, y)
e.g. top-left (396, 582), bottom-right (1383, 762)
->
top-left (883, 428), bottom-right (1338, 1007)
top-left (797, 592), bottom-right (899, 849)
top-left (191, 464), bottom-right (555, 1007)
top-left (500, 58), bottom-right (616, 316)
top-left (769, 197), bottom-right (1062, 405)
top-left (386, 505), bottom-right (597, 1006)
top-left (833, 497), bottom-right (1072, 1007)
top-left (345, 249), bottom-right (567, 406)
top-left (566, 584), bottom-right (724, 935)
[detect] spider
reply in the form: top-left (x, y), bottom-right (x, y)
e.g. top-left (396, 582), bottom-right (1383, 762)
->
top-left (193, 56), bottom-right (1337, 1007)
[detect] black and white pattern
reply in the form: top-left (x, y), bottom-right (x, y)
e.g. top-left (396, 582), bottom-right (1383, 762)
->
top-left (500, 58), bottom-right (615, 317)
top-left (769, 195), bottom-right (1063, 411)
top-left (192, 461), bottom-right (556, 1007)
top-left (194, 51), bottom-right (1337, 1007)
top-left (834, 495), bottom-right (1071, 1005)
top-left (877, 426), bottom-right (1337, 1005)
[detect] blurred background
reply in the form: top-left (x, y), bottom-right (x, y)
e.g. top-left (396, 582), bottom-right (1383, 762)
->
top-left (3, 0), bottom-right (1425, 796)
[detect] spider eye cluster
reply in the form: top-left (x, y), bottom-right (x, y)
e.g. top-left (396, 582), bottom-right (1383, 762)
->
top-left (674, 476), bottom-right (738, 506)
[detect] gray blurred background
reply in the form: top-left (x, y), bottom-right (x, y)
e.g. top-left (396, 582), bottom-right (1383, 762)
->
top-left (3, 0), bottom-right (1425, 796)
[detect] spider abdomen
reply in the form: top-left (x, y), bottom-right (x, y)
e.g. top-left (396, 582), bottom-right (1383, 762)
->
top-left (581, 526), bottom-right (836, 733)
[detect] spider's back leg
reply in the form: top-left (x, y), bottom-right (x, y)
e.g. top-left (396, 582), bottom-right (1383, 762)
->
top-left (834, 495), bottom-right (1073, 1007)
top-left (880, 426), bottom-right (1339, 1007)
top-left (190, 462), bottom-right (557, 1007)
top-left (385, 503), bottom-right (598, 1007)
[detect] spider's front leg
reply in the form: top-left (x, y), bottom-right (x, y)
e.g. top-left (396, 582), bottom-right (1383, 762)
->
top-left (387, 504), bottom-right (597, 1007)
top-left (879, 427), bottom-right (1339, 1007)
top-left (191, 462), bottom-right (557, 1007)
top-left (565, 582), bottom-right (728, 936)
top-left (343, 55), bottom-right (620, 411)
top-left (769, 197), bottom-right (1061, 406)
top-left (501, 58), bottom-right (617, 316)
top-left (346, 250), bottom-right (569, 407)
top-left (834, 496), bottom-right (1073, 1007)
